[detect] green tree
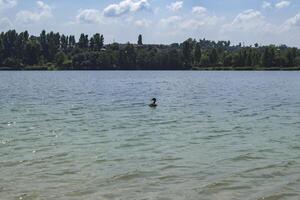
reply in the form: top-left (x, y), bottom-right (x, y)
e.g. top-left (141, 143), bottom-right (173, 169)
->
top-left (60, 34), bottom-right (68, 51)
top-left (286, 49), bottom-right (296, 67)
top-left (138, 34), bottom-right (143, 45)
top-left (55, 51), bottom-right (67, 67)
top-left (200, 54), bottom-right (210, 66)
top-left (209, 48), bottom-right (218, 65)
top-left (194, 42), bottom-right (202, 65)
top-left (69, 35), bottom-right (76, 48)
top-left (24, 38), bottom-right (41, 65)
top-left (182, 39), bottom-right (193, 67)
top-left (78, 34), bottom-right (89, 49)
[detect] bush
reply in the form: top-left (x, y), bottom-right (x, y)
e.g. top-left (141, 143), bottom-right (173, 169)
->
top-left (2, 57), bottom-right (23, 69)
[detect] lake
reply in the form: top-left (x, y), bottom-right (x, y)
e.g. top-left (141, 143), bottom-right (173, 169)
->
top-left (1, 71), bottom-right (300, 200)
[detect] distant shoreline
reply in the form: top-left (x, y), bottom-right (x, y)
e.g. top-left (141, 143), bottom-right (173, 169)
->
top-left (2, 30), bottom-right (300, 72)
top-left (1, 66), bottom-right (300, 71)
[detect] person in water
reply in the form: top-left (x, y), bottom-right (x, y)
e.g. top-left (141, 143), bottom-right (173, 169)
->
top-left (149, 98), bottom-right (157, 107)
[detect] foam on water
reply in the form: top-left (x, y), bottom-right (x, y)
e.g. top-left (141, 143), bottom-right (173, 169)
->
top-left (1, 71), bottom-right (300, 200)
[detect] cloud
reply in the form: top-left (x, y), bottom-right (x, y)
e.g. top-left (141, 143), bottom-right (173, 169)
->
top-left (16, 1), bottom-right (52, 24)
top-left (262, 1), bottom-right (272, 9)
top-left (135, 19), bottom-right (151, 27)
top-left (167, 1), bottom-right (183, 12)
top-left (275, 1), bottom-right (290, 9)
top-left (76, 9), bottom-right (102, 24)
top-left (219, 9), bottom-right (288, 46)
top-left (160, 16), bottom-right (182, 28)
top-left (0, 0), bottom-right (17, 9)
top-left (223, 10), bottom-right (269, 31)
top-left (160, 12), bottom-right (219, 31)
top-left (103, 0), bottom-right (150, 17)
top-left (192, 6), bottom-right (207, 15)
top-left (0, 17), bottom-right (13, 30)
top-left (284, 13), bottom-right (300, 29)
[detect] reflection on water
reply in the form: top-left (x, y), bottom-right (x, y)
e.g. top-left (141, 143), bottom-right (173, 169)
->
top-left (1, 71), bottom-right (300, 200)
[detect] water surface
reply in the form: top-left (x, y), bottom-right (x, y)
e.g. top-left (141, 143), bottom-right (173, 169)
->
top-left (1, 71), bottom-right (300, 200)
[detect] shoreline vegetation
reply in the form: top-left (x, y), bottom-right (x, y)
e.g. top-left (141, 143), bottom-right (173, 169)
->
top-left (1, 30), bottom-right (300, 71)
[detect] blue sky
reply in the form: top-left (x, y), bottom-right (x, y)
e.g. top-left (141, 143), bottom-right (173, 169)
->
top-left (1, 0), bottom-right (300, 46)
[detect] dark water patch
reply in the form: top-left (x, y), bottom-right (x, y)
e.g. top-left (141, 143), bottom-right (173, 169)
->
top-left (290, 145), bottom-right (300, 150)
top-left (65, 188), bottom-right (97, 197)
top-left (257, 192), bottom-right (299, 200)
top-left (230, 153), bottom-right (265, 162)
top-left (111, 170), bottom-right (157, 181)
top-left (0, 160), bottom-right (24, 168)
top-left (243, 164), bottom-right (279, 173)
top-left (46, 168), bottom-right (80, 176)
top-left (159, 156), bottom-right (182, 161)
top-left (195, 179), bottom-right (237, 194)
top-left (95, 159), bottom-right (108, 164)
top-left (257, 148), bottom-right (277, 153)
top-left (160, 165), bottom-right (193, 171)
top-left (16, 193), bottom-right (39, 200)
top-left (158, 175), bottom-right (179, 180)
top-left (201, 132), bottom-right (232, 140)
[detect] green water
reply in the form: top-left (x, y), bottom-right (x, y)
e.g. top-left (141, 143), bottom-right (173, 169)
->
top-left (1, 71), bottom-right (300, 200)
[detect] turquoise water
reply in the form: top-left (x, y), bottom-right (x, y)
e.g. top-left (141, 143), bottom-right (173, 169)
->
top-left (1, 71), bottom-right (300, 200)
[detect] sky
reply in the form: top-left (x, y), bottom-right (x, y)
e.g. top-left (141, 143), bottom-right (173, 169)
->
top-left (1, 0), bottom-right (300, 46)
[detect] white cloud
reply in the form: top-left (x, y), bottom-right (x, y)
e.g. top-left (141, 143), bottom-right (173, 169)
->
top-left (167, 1), bottom-right (183, 12)
top-left (0, 17), bottom-right (13, 30)
top-left (16, 1), bottom-right (52, 24)
top-left (262, 1), bottom-right (272, 9)
top-left (221, 9), bottom-right (280, 45)
top-left (0, 0), bottom-right (17, 9)
top-left (135, 19), bottom-right (151, 27)
top-left (160, 12), bottom-right (219, 31)
top-left (284, 13), bottom-right (300, 29)
top-left (275, 1), bottom-right (290, 9)
top-left (160, 5), bottom-right (219, 31)
top-left (192, 6), bottom-right (207, 15)
top-left (223, 9), bottom-right (270, 32)
top-left (76, 9), bottom-right (102, 24)
top-left (103, 0), bottom-right (150, 17)
top-left (160, 16), bottom-right (182, 28)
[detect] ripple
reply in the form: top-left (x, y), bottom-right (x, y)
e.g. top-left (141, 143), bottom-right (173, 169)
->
top-left (230, 153), bottom-right (265, 162)
top-left (111, 170), bottom-right (157, 181)
top-left (160, 165), bottom-right (192, 171)
top-left (243, 164), bottom-right (278, 173)
top-left (258, 192), bottom-right (299, 200)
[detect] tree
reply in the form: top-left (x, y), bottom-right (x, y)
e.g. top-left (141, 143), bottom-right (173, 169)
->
top-left (168, 49), bottom-right (181, 69)
top-left (60, 34), bottom-right (68, 51)
top-left (245, 49), bottom-right (252, 66)
top-left (91, 33), bottom-right (104, 51)
top-left (89, 37), bottom-right (95, 51)
top-left (194, 42), bottom-right (202, 65)
top-left (200, 54), bottom-right (210, 66)
top-left (138, 34), bottom-right (143, 45)
top-left (55, 51), bottom-right (67, 67)
top-left (24, 38), bottom-right (41, 65)
top-left (286, 49), bottom-right (296, 67)
top-left (78, 34), bottom-right (89, 49)
top-left (223, 54), bottom-right (232, 66)
top-left (261, 46), bottom-right (275, 68)
top-left (68, 35), bottom-right (76, 48)
top-left (182, 39), bottom-right (193, 67)
top-left (209, 48), bottom-right (218, 65)
top-left (100, 35), bottom-right (104, 48)
top-left (0, 38), bottom-right (3, 65)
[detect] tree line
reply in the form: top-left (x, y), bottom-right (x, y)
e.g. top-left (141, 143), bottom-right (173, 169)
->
top-left (0, 30), bottom-right (300, 70)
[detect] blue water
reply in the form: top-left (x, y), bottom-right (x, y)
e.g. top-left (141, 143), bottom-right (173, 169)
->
top-left (1, 71), bottom-right (300, 200)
